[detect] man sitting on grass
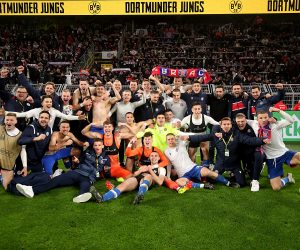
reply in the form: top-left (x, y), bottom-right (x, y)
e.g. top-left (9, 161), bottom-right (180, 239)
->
top-left (90, 151), bottom-right (167, 205)
top-left (166, 133), bottom-right (240, 190)
top-left (16, 139), bottom-right (110, 203)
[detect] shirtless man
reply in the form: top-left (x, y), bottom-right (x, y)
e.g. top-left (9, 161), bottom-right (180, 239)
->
top-left (90, 82), bottom-right (121, 135)
top-left (118, 112), bottom-right (152, 171)
top-left (72, 79), bottom-right (95, 111)
top-left (42, 121), bottom-right (87, 175)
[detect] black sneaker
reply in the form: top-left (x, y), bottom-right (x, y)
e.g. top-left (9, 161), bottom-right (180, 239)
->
top-left (89, 186), bottom-right (103, 203)
top-left (204, 182), bottom-right (215, 190)
top-left (132, 194), bottom-right (144, 205)
top-left (228, 182), bottom-right (240, 188)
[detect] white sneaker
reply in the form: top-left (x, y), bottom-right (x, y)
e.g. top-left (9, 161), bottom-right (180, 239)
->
top-left (52, 169), bottom-right (63, 178)
top-left (287, 173), bottom-right (295, 184)
top-left (250, 180), bottom-right (260, 192)
top-left (16, 184), bottom-right (34, 198)
top-left (73, 192), bottom-right (92, 203)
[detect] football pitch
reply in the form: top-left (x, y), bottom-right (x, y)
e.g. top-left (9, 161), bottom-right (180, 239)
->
top-left (1, 143), bottom-right (300, 250)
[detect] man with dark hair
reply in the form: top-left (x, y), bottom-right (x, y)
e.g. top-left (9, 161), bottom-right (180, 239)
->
top-left (181, 102), bottom-right (219, 165)
top-left (42, 120), bottom-right (88, 176)
top-left (235, 113), bottom-right (265, 192)
top-left (181, 81), bottom-right (208, 115)
top-left (72, 78), bottom-right (95, 111)
top-left (125, 132), bottom-right (169, 171)
top-left (137, 113), bottom-right (181, 152)
top-left (207, 85), bottom-right (231, 167)
top-left (228, 83), bottom-right (248, 120)
top-left (134, 90), bottom-right (164, 122)
top-left (17, 66), bottom-right (61, 109)
top-left (129, 80), bottom-right (141, 102)
top-left (18, 111), bottom-right (52, 173)
top-left (248, 83), bottom-right (285, 120)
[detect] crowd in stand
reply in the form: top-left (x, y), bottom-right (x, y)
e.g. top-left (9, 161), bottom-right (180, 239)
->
top-left (0, 16), bottom-right (300, 86)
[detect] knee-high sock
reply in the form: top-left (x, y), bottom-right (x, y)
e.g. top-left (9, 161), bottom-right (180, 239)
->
top-left (138, 180), bottom-right (150, 195)
top-left (189, 181), bottom-right (204, 188)
top-left (103, 188), bottom-right (121, 202)
top-left (216, 174), bottom-right (230, 186)
top-left (281, 177), bottom-right (289, 187)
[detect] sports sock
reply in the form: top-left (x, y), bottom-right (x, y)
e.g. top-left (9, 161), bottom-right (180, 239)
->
top-left (138, 180), bottom-right (150, 195)
top-left (103, 188), bottom-right (121, 202)
top-left (164, 178), bottom-right (180, 191)
top-left (281, 177), bottom-right (289, 187)
top-left (191, 182), bottom-right (204, 188)
top-left (216, 174), bottom-right (230, 186)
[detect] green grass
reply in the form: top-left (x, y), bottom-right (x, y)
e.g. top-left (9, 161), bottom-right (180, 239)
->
top-left (1, 144), bottom-right (300, 250)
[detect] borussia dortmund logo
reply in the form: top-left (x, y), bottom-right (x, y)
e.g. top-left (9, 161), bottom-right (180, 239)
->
top-left (89, 1), bottom-right (101, 14)
top-left (229, 0), bottom-right (242, 13)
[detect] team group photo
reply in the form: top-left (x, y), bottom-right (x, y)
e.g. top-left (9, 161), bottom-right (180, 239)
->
top-left (0, 1), bottom-right (300, 249)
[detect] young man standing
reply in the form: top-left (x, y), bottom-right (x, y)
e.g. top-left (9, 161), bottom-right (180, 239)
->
top-left (181, 102), bottom-right (219, 164)
top-left (0, 113), bottom-right (27, 189)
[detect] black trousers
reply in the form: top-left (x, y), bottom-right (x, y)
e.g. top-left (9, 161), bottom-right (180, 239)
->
top-left (7, 172), bottom-right (51, 195)
top-left (242, 151), bottom-right (265, 180)
top-left (214, 162), bottom-right (246, 187)
top-left (31, 171), bottom-right (92, 195)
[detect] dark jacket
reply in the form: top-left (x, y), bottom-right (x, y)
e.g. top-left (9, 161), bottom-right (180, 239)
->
top-left (18, 120), bottom-right (52, 171)
top-left (234, 124), bottom-right (257, 159)
top-left (18, 73), bottom-right (60, 109)
top-left (189, 126), bottom-right (264, 170)
top-left (247, 89), bottom-right (285, 119)
top-left (0, 90), bottom-right (34, 131)
top-left (75, 148), bottom-right (110, 183)
top-left (207, 93), bottom-right (231, 122)
top-left (134, 99), bottom-right (165, 122)
top-left (182, 91), bottom-right (208, 115)
top-left (228, 94), bottom-right (248, 120)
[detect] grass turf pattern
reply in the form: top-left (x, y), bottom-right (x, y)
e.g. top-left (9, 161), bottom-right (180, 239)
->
top-left (1, 143), bottom-right (300, 249)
